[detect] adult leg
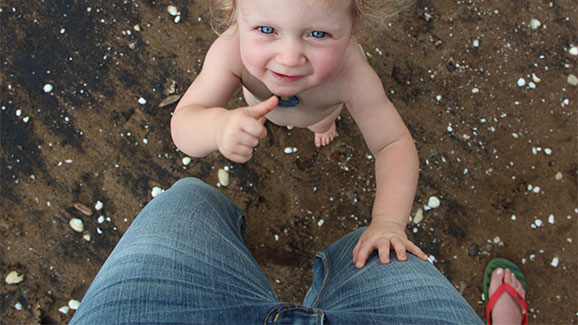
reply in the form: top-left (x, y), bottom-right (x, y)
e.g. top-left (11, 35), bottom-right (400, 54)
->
top-left (304, 228), bottom-right (483, 324)
top-left (71, 178), bottom-right (280, 324)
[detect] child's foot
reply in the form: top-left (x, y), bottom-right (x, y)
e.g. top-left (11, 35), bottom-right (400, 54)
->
top-left (313, 122), bottom-right (337, 147)
top-left (488, 267), bottom-right (526, 324)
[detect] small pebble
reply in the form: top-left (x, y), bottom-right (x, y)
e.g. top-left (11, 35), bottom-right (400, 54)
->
top-left (413, 208), bottom-right (424, 224)
top-left (58, 306), bottom-right (70, 314)
top-left (548, 215), bottom-right (555, 224)
top-left (83, 233), bottom-right (91, 242)
top-left (138, 97), bottom-right (147, 105)
top-left (568, 46), bottom-right (578, 56)
top-left (517, 78), bottom-right (526, 87)
top-left (535, 219), bottom-right (543, 227)
top-left (567, 74), bottom-right (577, 86)
top-left (550, 257), bottom-right (559, 267)
top-left (426, 196), bottom-right (440, 209)
top-left (182, 157), bottom-right (192, 166)
top-left (167, 5), bottom-right (179, 16)
top-left (151, 187), bottom-right (164, 198)
top-left (68, 299), bottom-right (81, 310)
top-left (97, 216), bottom-right (105, 223)
top-left (468, 243), bottom-right (479, 257)
top-left (555, 172), bottom-right (563, 180)
top-left (218, 168), bottom-right (229, 187)
top-left (5, 271), bottom-right (24, 284)
top-left (69, 218), bottom-right (84, 232)
top-left (530, 18), bottom-right (541, 30)
top-left (532, 73), bottom-right (541, 83)
top-left (317, 219), bottom-right (324, 227)
top-left (43, 84), bottom-right (53, 93)
top-left (94, 200), bottom-right (103, 211)
top-left (427, 255), bottom-right (436, 264)
top-left (14, 302), bottom-right (22, 310)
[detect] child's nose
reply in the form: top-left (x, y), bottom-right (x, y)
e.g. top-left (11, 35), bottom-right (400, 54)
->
top-left (276, 40), bottom-right (306, 67)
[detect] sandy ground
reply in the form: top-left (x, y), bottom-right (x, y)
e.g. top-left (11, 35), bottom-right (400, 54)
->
top-left (1, 1), bottom-right (576, 323)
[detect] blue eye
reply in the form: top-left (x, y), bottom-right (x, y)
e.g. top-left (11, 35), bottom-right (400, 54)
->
top-left (258, 26), bottom-right (275, 34)
top-left (310, 31), bottom-right (326, 38)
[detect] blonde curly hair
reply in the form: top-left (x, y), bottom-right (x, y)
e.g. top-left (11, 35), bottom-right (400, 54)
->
top-left (208, 0), bottom-right (414, 39)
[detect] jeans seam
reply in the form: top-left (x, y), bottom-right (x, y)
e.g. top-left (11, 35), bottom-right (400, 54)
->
top-left (310, 252), bottom-right (331, 308)
top-left (265, 305), bottom-right (323, 324)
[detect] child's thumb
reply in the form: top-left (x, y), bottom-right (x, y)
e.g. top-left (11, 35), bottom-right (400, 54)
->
top-left (248, 96), bottom-right (278, 121)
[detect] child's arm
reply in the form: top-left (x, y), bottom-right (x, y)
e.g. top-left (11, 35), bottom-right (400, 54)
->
top-left (344, 61), bottom-right (428, 268)
top-left (171, 30), bottom-right (278, 163)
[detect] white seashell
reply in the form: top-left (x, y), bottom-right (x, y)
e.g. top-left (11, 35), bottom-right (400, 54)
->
top-left (569, 46), bottom-right (578, 56)
top-left (427, 196), bottom-right (441, 209)
top-left (530, 18), bottom-right (541, 30)
top-left (138, 97), bottom-right (147, 105)
top-left (517, 78), bottom-right (526, 87)
top-left (182, 157), bottom-right (192, 166)
top-left (567, 74), bottom-right (578, 86)
top-left (151, 187), bottom-right (164, 198)
top-left (413, 208), bottom-right (424, 224)
top-left (167, 5), bottom-right (179, 16)
top-left (43, 84), bottom-right (53, 93)
top-left (5, 271), bottom-right (24, 284)
top-left (218, 168), bottom-right (229, 187)
top-left (83, 233), bottom-right (91, 242)
top-left (68, 299), bottom-right (81, 310)
top-left (550, 257), bottom-right (559, 267)
top-left (69, 218), bottom-right (84, 232)
top-left (58, 306), bottom-right (70, 314)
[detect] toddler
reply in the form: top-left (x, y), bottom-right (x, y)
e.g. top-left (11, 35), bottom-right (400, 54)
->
top-left (171, 0), bottom-right (427, 268)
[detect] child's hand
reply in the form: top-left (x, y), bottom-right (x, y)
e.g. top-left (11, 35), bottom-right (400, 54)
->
top-left (352, 219), bottom-right (427, 268)
top-left (215, 96), bottom-right (278, 163)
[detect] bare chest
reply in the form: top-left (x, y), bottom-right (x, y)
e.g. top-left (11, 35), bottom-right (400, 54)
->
top-left (241, 76), bottom-right (344, 128)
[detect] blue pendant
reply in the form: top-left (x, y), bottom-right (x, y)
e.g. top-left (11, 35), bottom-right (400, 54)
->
top-left (277, 95), bottom-right (299, 108)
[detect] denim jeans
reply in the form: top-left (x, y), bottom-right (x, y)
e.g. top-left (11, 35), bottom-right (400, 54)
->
top-left (71, 177), bottom-right (482, 324)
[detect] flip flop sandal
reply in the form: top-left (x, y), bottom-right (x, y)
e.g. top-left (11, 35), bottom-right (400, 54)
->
top-left (483, 257), bottom-right (528, 325)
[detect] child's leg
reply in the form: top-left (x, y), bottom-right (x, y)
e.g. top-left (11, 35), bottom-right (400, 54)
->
top-left (70, 178), bottom-right (281, 324)
top-left (304, 227), bottom-right (483, 324)
top-left (307, 104), bottom-right (343, 147)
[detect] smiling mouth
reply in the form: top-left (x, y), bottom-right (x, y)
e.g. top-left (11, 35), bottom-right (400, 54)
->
top-left (271, 71), bottom-right (304, 83)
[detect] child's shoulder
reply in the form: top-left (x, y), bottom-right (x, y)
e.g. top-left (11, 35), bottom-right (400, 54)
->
top-left (204, 26), bottom-right (243, 75)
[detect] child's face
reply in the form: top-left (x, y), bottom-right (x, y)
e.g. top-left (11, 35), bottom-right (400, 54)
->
top-left (236, 0), bottom-right (354, 96)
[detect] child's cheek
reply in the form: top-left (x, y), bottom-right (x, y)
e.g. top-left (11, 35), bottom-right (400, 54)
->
top-left (312, 48), bottom-right (345, 82)
top-left (240, 40), bottom-right (269, 77)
